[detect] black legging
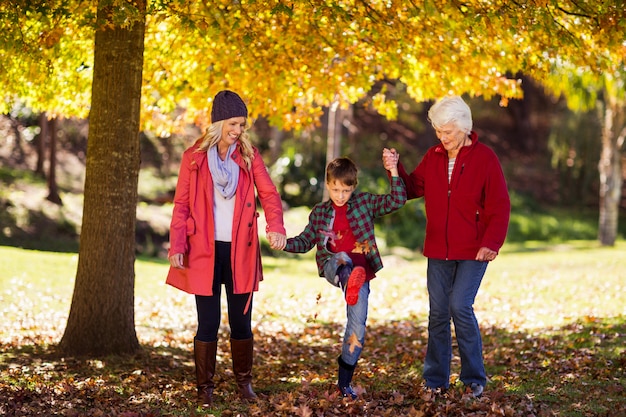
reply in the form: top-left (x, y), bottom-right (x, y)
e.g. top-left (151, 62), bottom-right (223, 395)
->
top-left (195, 241), bottom-right (253, 342)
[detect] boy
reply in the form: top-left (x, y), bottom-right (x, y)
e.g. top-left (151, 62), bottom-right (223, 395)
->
top-left (282, 152), bottom-right (406, 399)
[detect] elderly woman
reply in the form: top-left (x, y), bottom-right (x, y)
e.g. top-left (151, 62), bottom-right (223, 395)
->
top-left (386, 95), bottom-right (510, 397)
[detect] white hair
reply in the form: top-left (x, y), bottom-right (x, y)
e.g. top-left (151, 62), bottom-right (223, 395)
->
top-left (427, 95), bottom-right (473, 133)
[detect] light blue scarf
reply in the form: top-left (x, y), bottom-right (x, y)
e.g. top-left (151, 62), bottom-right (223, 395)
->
top-left (208, 143), bottom-right (239, 199)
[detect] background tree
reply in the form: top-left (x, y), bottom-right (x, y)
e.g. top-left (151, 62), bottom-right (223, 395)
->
top-left (45, 117), bottom-right (62, 205)
top-left (36, 113), bottom-right (48, 178)
top-left (0, 1), bottom-right (93, 115)
top-left (0, 2), bottom-right (92, 204)
top-left (541, 57), bottom-right (625, 246)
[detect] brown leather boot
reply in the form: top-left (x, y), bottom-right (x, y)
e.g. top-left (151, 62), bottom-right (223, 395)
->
top-left (194, 339), bottom-right (217, 407)
top-left (230, 337), bottom-right (257, 401)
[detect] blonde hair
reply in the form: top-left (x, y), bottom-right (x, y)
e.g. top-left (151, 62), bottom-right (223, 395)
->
top-left (195, 119), bottom-right (254, 169)
top-left (428, 95), bottom-right (473, 133)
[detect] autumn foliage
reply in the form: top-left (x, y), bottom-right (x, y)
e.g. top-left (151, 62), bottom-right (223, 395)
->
top-left (2, 1), bottom-right (624, 131)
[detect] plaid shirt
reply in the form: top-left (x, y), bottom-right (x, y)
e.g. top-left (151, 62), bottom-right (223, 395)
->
top-left (284, 177), bottom-right (406, 278)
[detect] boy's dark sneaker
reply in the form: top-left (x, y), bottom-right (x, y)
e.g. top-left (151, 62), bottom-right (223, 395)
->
top-left (469, 383), bottom-right (483, 398)
top-left (338, 384), bottom-right (358, 400)
top-left (337, 264), bottom-right (352, 287)
top-left (344, 266), bottom-right (366, 306)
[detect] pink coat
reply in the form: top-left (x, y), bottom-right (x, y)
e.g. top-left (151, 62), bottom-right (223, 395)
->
top-left (166, 141), bottom-right (285, 296)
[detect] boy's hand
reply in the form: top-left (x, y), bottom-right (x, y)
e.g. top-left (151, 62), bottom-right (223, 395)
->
top-left (267, 231), bottom-right (286, 250)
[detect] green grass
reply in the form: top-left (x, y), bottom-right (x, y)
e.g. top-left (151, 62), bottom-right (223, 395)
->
top-left (1, 241), bottom-right (625, 332)
top-left (1, 242), bottom-right (624, 416)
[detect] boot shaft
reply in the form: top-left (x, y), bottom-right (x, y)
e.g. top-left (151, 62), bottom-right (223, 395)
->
top-left (194, 339), bottom-right (218, 385)
top-left (337, 356), bottom-right (358, 399)
top-left (230, 337), bottom-right (257, 400)
top-left (194, 339), bottom-right (218, 406)
top-left (337, 356), bottom-right (356, 388)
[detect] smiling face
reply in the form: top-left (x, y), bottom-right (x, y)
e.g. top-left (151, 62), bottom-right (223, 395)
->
top-left (326, 179), bottom-right (355, 207)
top-left (435, 122), bottom-right (469, 158)
top-left (217, 116), bottom-right (247, 150)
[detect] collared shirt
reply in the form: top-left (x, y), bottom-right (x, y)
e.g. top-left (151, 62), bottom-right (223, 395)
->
top-left (284, 176), bottom-right (406, 278)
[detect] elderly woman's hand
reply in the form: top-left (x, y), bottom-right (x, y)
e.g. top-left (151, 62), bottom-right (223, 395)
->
top-left (382, 148), bottom-right (399, 175)
top-left (476, 247), bottom-right (497, 262)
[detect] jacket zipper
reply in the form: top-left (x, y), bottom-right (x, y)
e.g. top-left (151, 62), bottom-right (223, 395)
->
top-left (446, 160), bottom-right (465, 259)
top-left (445, 158), bottom-right (452, 260)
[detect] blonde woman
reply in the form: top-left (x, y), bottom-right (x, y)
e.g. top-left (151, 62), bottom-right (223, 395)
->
top-left (167, 90), bottom-right (286, 407)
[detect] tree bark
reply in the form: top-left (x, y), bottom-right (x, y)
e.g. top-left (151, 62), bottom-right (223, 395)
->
top-left (59, 0), bottom-right (146, 356)
top-left (8, 115), bottom-right (25, 165)
top-left (323, 100), bottom-right (342, 202)
top-left (36, 113), bottom-right (47, 178)
top-left (46, 117), bottom-right (62, 205)
top-left (597, 98), bottom-right (625, 246)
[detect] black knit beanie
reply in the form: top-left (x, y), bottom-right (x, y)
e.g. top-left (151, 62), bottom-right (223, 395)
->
top-left (211, 90), bottom-right (248, 123)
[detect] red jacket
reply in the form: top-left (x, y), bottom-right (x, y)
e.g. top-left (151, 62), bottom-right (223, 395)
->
top-left (166, 140), bottom-right (285, 295)
top-left (397, 132), bottom-right (510, 260)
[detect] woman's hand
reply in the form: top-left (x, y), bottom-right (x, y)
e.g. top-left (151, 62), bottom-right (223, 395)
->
top-left (169, 253), bottom-right (185, 269)
top-left (267, 232), bottom-right (287, 250)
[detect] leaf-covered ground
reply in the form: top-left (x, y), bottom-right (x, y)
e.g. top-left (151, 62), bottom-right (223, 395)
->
top-left (2, 318), bottom-right (624, 417)
top-left (1, 249), bottom-right (625, 416)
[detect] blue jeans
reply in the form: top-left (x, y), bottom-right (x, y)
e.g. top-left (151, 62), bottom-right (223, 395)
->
top-left (423, 258), bottom-right (488, 388)
top-left (340, 281), bottom-right (370, 366)
top-left (324, 252), bottom-right (370, 366)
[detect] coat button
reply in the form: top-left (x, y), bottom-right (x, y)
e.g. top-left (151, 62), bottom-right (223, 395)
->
top-left (248, 223), bottom-right (252, 227)
top-left (247, 202), bottom-right (252, 207)
top-left (248, 242), bottom-right (252, 246)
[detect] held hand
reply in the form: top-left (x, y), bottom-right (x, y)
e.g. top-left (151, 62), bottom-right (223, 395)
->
top-left (476, 247), bottom-right (497, 262)
top-left (169, 253), bottom-right (185, 269)
top-left (382, 147), bottom-right (399, 176)
top-left (267, 232), bottom-right (287, 250)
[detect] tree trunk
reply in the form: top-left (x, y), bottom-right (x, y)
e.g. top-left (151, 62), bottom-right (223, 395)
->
top-left (36, 113), bottom-right (47, 178)
top-left (59, 0), bottom-right (146, 356)
top-left (323, 100), bottom-right (342, 201)
top-left (8, 115), bottom-right (25, 165)
top-left (46, 117), bottom-right (62, 205)
top-left (597, 98), bottom-right (625, 246)
top-left (506, 74), bottom-right (535, 152)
